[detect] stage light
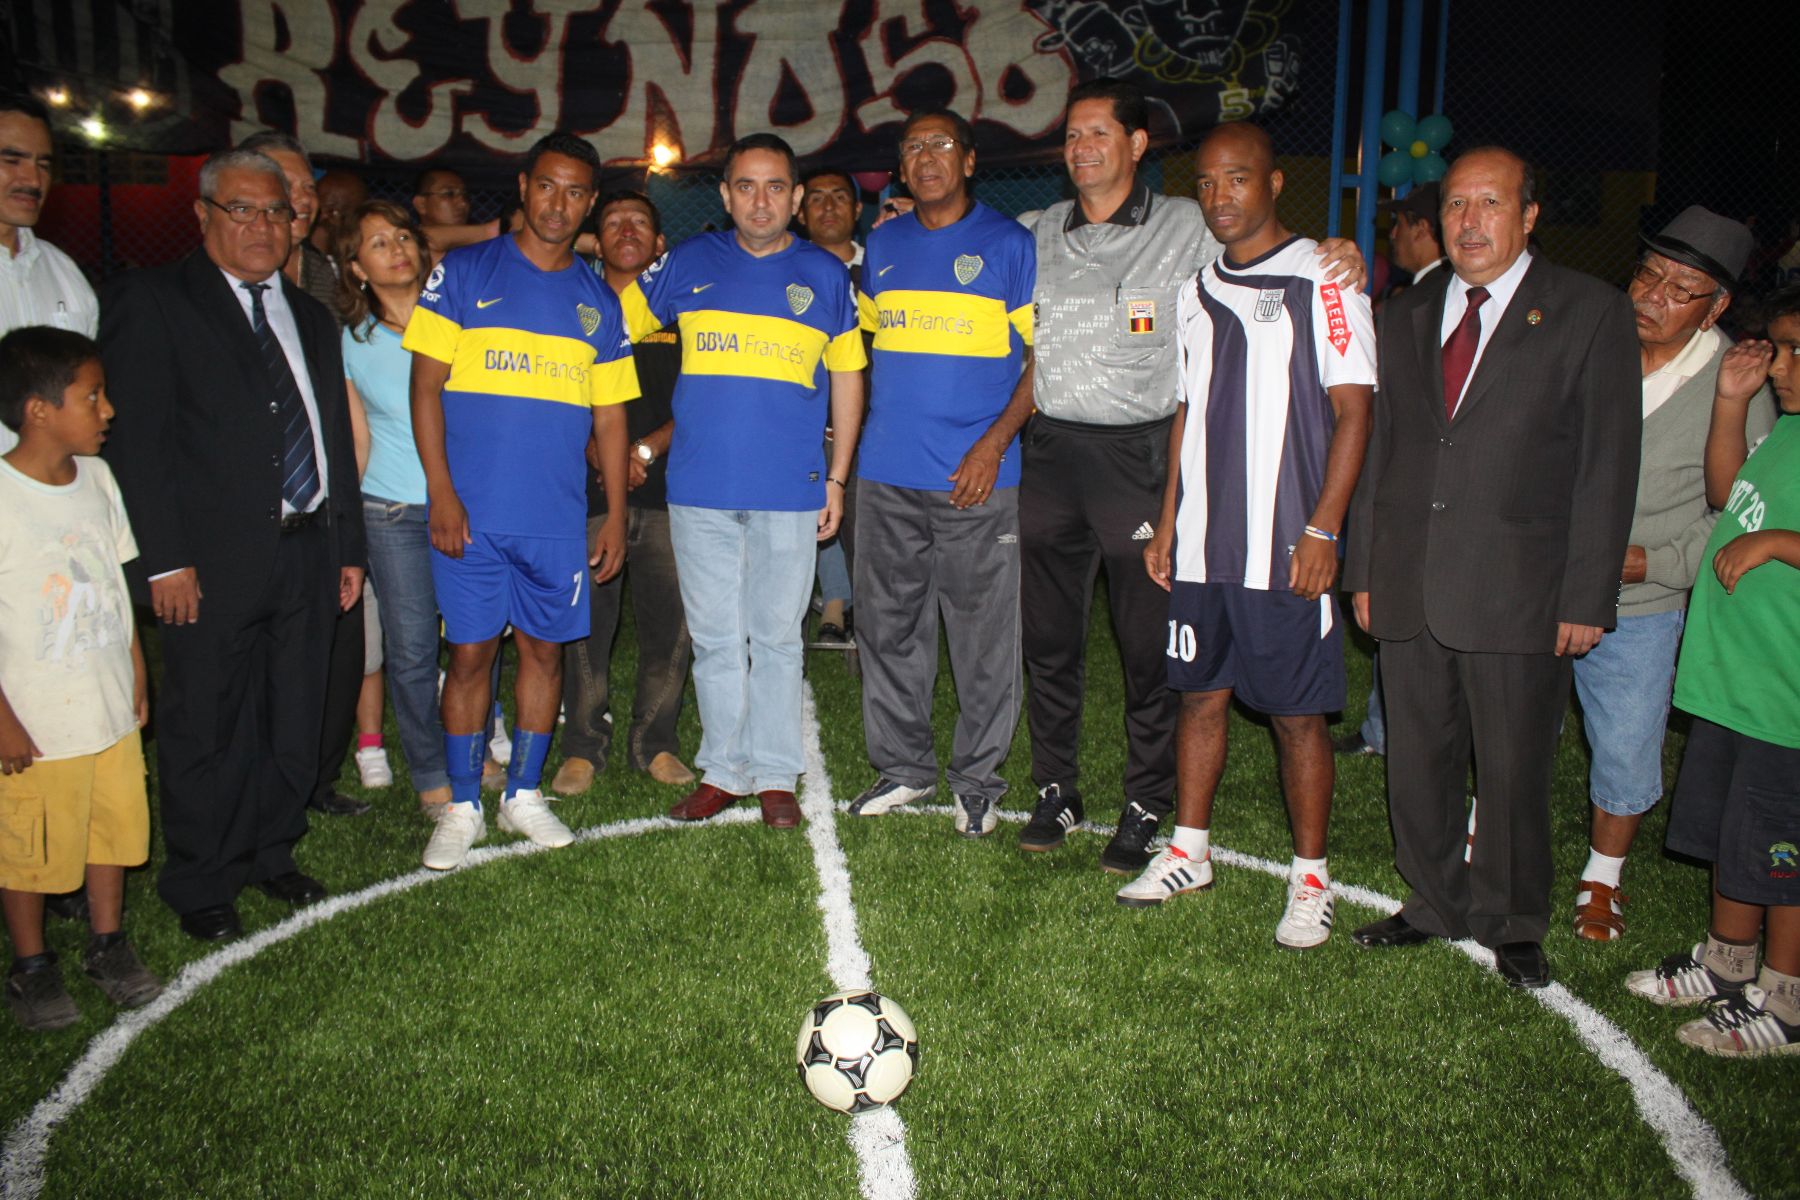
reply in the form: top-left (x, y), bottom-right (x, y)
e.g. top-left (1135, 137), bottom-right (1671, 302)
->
top-left (45, 87), bottom-right (70, 107)
top-left (127, 88), bottom-right (153, 111)
top-left (650, 141), bottom-right (679, 170)
top-left (79, 114), bottom-right (107, 142)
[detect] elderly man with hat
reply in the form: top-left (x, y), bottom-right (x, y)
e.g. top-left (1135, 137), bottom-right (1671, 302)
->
top-left (1569, 206), bottom-right (1777, 942)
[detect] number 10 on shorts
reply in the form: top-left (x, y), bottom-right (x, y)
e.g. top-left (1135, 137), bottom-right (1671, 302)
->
top-left (1166, 619), bottom-right (1197, 663)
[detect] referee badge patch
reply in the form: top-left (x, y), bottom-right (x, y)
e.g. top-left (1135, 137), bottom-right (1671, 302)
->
top-left (1254, 288), bottom-right (1285, 323)
top-left (786, 283), bottom-right (815, 315)
top-left (953, 254), bottom-right (984, 285)
top-left (1127, 299), bottom-right (1156, 334)
top-left (576, 303), bottom-right (602, 336)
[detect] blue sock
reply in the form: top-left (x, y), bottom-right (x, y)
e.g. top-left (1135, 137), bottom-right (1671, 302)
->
top-left (445, 732), bottom-right (484, 810)
top-left (505, 729), bottom-right (552, 799)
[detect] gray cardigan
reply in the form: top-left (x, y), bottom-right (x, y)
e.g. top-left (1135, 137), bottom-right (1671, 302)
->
top-left (1622, 342), bottom-right (1777, 617)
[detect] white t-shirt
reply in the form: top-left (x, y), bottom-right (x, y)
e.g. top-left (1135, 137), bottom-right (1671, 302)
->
top-left (0, 456), bottom-right (140, 760)
top-left (0, 230), bottom-right (100, 454)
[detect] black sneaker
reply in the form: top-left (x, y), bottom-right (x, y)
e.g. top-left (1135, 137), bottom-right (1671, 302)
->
top-left (83, 936), bottom-right (164, 1008)
top-left (7, 955), bottom-right (79, 1032)
top-left (1099, 801), bottom-right (1162, 875)
top-left (1018, 783), bottom-right (1083, 852)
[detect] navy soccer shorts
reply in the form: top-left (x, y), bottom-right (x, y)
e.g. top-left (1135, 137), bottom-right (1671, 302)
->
top-left (1165, 580), bottom-right (1345, 716)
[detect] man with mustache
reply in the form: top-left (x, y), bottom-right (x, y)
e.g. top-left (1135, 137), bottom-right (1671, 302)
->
top-left (1568, 207), bottom-right (1774, 942)
top-left (406, 132), bottom-right (638, 870)
top-left (0, 91), bottom-right (97, 455)
top-left (1344, 147), bottom-right (1640, 988)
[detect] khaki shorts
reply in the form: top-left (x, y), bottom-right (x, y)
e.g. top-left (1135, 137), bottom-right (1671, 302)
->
top-left (0, 730), bottom-right (150, 893)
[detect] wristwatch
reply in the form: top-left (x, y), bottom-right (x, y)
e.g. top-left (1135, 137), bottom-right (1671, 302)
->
top-left (633, 441), bottom-right (655, 465)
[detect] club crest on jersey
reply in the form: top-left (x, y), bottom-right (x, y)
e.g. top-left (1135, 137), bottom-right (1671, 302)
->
top-left (1254, 288), bottom-right (1285, 323)
top-left (786, 284), bottom-right (814, 316)
top-left (425, 262), bottom-right (445, 293)
top-left (953, 254), bottom-right (984, 285)
top-left (1128, 299), bottom-right (1156, 334)
top-left (577, 303), bottom-right (602, 336)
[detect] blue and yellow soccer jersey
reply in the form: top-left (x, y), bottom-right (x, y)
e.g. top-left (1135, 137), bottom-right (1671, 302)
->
top-left (402, 235), bottom-right (639, 536)
top-left (619, 230), bottom-right (865, 511)
top-left (857, 202), bottom-right (1034, 491)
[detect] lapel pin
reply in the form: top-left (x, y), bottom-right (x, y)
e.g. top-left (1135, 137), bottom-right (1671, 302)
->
top-left (1526, 308), bottom-right (1543, 326)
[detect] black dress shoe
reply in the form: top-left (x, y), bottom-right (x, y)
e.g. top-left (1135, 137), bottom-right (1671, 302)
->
top-left (1494, 941), bottom-right (1550, 989)
top-left (1351, 914), bottom-right (1437, 948)
top-left (309, 790), bottom-right (371, 817)
top-left (256, 872), bottom-right (328, 906)
top-left (1331, 731), bottom-right (1382, 757)
top-left (179, 904), bottom-right (242, 942)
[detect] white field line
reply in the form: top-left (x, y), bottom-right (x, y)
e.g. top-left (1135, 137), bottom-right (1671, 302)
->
top-left (0, 809), bottom-right (762, 1200)
top-left (0, 792), bottom-right (1750, 1200)
top-left (893, 802), bottom-right (1750, 1200)
top-left (799, 683), bottom-right (917, 1200)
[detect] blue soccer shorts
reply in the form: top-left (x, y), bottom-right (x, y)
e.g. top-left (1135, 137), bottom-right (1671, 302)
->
top-left (1165, 580), bottom-right (1345, 716)
top-left (431, 529), bottom-right (589, 645)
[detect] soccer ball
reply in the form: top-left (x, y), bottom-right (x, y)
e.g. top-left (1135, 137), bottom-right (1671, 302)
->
top-left (795, 990), bottom-right (919, 1113)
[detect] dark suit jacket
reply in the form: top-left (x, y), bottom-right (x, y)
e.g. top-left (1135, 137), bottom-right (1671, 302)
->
top-left (1343, 257), bottom-right (1640, 654)
top-left (100, 250), bottom-right (364, 605)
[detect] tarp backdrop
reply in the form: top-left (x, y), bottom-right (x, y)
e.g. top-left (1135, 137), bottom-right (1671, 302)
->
top-left (7, 0), bottom-right (1315, 169)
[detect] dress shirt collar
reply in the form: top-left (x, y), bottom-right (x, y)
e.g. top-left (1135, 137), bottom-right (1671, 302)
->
top-left (1446, 248), bottom-right (1532, 321)
top-left (0, 227), bottom-right (40, 270)
top-left (1412, 257), bottom-right (1447, 285)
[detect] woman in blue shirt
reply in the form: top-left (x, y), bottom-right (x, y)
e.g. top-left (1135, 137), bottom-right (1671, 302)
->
top-left (338, 200), bottom-right (449, 814)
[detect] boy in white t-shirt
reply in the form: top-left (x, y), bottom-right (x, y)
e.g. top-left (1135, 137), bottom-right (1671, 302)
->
top-left (0, 326), bottom-right (162, 1031)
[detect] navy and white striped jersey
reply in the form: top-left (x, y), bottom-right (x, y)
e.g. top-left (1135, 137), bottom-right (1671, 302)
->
top-left (1171, 236), bottom-right (1376, 589)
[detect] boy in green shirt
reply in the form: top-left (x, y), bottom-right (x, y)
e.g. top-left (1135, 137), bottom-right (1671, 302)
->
top-left (1625, 287), bottom-right (1800, 1056)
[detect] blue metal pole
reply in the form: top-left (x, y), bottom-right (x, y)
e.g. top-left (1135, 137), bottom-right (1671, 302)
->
top-left (1326, 0), bottom-right (1353, 238)
top-left (1394, 0), bottom-right (1424, 197)
top-left (1434, 0), bottom-right (1450, 115)
top-left (1355, 0), bottom-right (1389, 282)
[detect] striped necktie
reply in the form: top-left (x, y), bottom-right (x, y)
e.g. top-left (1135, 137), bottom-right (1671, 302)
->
top-left (242, 281), bottom-right (321, 513)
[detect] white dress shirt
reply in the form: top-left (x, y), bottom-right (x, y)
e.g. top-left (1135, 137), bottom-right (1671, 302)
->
top-left (1440, 250), bottom-right (1534, 414)
top-left (220, 266), bottom-right (330, 514)
top-left (0, 228), bottom-right (100, 452)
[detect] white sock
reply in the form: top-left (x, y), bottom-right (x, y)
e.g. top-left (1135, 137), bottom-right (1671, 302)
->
top-left (1171, 826), bottom-right (1209, 860)
top-left (1292, 855), bottom-right (1329, 888)
top-left (1580, 848), bottom-right (1626, 890)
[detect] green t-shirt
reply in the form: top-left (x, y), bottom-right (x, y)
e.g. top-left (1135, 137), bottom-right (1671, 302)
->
top-left (1674, 414), bottom-right (1800, 747)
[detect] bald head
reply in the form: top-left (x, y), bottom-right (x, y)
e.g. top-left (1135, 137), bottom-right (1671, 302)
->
top-left (1199, 122), bottom-right (1276, 172)
top-left (1195, 121), bottom-right (1285, 254)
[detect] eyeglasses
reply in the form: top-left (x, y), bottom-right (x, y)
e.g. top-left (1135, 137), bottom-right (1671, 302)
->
top-left (203, 197), bottom-right (297, 225)
top-left (899, 135), bottom-right (960, 158)
top-left (1631, 262), bottom-right (1717, 307)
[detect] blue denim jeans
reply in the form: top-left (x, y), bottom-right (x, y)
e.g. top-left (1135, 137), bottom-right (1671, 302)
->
top-left (362, 496), bottom-right (448, 792)
top-left (1360, 649), bottom-right (1387, 754)
top-left (1571, 608), bottom-right (1685, 816)
top-left (668, 505), bottom-right (817, 794)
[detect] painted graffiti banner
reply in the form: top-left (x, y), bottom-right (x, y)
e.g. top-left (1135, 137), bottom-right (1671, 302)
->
top-left (8, 0), bottom-right (1310, 168)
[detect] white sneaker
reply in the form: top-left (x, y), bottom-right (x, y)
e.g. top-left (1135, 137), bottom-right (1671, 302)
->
top-left (1275, 872), bottom-right (1335, 949)
top-left (848, 777), bottom-right (937, 816)
top-left (422, 803), bottom-right (486, 870)
top-left (498, 789), bottom-right (574, 848)
top-left (488, 716), bottom-right (512, 767)
top-left (355, 746), bottom-right (393, 789)
top-left (952, 792), bottom-right (998, 838)
top-left (1625, 943), bottom-right (1748, 1007)
top-left (1116, 846), bottom-right (1213, 907)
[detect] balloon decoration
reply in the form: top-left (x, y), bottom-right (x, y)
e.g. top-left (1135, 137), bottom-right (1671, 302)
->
top-left (852, 170), bottom-right (892, 194)
top-left (1377, 110), bottom-right (1453, 188)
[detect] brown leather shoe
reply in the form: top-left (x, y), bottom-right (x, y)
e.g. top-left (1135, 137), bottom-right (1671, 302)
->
top-left (758, 790), bottom-right (801, 828)
top-left (646, 752), bottom-right (697, 787)
top-left (669, 783), bottom-right (741, 821)
top-left (550, 756), bottom-right (596, 796)
top-left (1572, 879), bottom-right (1626, 941)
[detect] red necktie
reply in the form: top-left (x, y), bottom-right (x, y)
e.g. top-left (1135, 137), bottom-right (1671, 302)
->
top-left (1441, 285), bottom-right (1489, 420)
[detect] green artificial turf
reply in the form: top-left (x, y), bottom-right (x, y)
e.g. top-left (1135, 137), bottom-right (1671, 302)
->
top-left (3, 585), bottom-right (1794, 1199)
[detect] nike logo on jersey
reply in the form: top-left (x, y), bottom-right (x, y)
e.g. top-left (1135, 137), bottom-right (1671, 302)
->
top-left (692, 282), bottom-right (715, 294)
top-left (878, 265), bottom-right (896, 277)
top-left (476, 297), bottom-right (503, 309)
top-left (1131, 522), bottom-right (1155, 541)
